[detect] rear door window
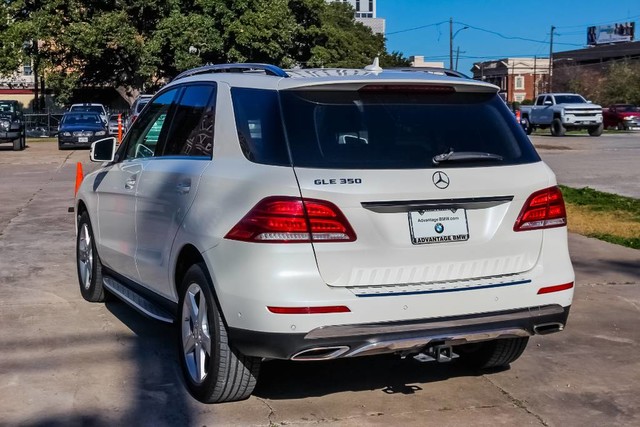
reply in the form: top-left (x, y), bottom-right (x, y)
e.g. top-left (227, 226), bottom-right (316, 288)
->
top-left (161, 84), bottom-right (216, 157)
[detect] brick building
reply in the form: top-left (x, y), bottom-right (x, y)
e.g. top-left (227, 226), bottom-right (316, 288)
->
top-left (470, 58), bottom-right (550, 103)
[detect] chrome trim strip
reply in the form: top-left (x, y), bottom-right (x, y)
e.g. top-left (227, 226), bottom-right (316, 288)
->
top-left (304, 304), bottom-right (565, 340)
top-left (354, 279), bottom-right (531, 298)
top-left (361, 195), bottom-right (514, 213)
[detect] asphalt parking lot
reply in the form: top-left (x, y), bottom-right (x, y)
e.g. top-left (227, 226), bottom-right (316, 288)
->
top-left (0, 137), bottom-right (639, 426)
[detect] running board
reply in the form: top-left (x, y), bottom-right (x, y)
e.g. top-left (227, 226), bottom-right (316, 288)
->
top-left (103, 277), bottom-right (174, 323)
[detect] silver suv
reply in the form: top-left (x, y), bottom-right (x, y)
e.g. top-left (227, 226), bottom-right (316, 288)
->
top-left (76, 63), bottom-right (574, 403)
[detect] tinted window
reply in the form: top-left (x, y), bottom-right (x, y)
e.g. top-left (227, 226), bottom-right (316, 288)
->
top-left (554, 95), bottom-right (586, 104)
top-left (162, 84), bottom-right (216, 157)
top-left (70, 105), bottom-right (104, 114)
top-left (62, 113), bottom-right (102, 125)
top-left (230, 88), bottom-right (290, 166)
top-left (280, 90), bottom-right (539, 169)
top-left (135, 100), bottom-right (149, 114)
top-left (123, 89), bottom-right (178, 160)
top-left (535, 96), bottom-right (544, 106)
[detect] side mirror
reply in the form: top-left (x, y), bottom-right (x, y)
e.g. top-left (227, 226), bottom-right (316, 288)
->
top-left (90, 137), bottom-right (117, 162)
top-left (586, 100), bottom-right (593, 104)
top-left (544, 100), bottom-right (553, 106)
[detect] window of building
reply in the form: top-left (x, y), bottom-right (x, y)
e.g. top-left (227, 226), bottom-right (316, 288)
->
top-left (355, 0), bottom-right (360, 11)
top-left (369, 0), bottom-right (374, 12)
top-left (23, 64), bottom-right (33, 76)
top-left (514, 76), bottom-right (524, 90)
top-left (514, 94), bottom-right (525, 102)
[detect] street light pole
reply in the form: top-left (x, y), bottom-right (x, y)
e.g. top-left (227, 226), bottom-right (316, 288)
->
top-left (449, 20), bottom-right (469, 71)
top-left (548, 25), bottom-right (555, 92)
top-left (449, 17), bottom-right (453, 70)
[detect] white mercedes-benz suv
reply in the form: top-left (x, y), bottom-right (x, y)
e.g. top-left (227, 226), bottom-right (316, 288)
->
top-left (75, 63), bottom-right (574, 403)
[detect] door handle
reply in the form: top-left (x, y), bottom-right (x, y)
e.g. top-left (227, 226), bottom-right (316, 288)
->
top-left (125, 176), bottom-right (137, 190)
top-left (176, 179), bottom-right (191, 194)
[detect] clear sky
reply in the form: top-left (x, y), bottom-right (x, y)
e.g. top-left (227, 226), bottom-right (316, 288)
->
top-left (379, 0), bottom-right (640, 74)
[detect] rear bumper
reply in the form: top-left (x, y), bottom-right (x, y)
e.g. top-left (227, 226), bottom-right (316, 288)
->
top-left (229, 304), bottom-right (570, 360)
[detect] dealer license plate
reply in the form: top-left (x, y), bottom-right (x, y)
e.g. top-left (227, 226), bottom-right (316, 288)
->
top-left (78, 137), bottom-right (89, 143)
top-left (408, 209), bottom-right (469, 245)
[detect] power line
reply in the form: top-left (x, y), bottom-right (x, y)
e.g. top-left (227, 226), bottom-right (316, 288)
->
top-left (455, 21), bottom-right (582, 47)
top-left (386, 20), bottom-right (447, 35)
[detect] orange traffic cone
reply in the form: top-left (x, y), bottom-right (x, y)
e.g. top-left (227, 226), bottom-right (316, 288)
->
top-left (74, 162), bottom-right (84, 196)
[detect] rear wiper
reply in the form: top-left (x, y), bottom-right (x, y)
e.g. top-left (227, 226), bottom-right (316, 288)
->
top-left (432, 148), bottom-right (503, 165)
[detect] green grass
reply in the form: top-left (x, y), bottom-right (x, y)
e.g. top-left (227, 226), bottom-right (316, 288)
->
top-left (560, 185), bottom-right (640, 221)
top-left (26, 137), bottom-right (57, 143)
top-left (560, 185), bottom-right (640, 250)
top-left (588, 234), bottom-right (640, 250)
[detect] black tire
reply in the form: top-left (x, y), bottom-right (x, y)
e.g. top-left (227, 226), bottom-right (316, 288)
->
top-left (12, 137), bottom-right (21, 151)
top-left (550, 118), bottom-right (565, 137)
top-left (617, 122), bottom-right (626, 131)
top-left (76, 211), bottom-right (106, 302)
top-left (521, 117), bottom-right (533, 135)
top-left (20, 134), bottom-right (26, 150)
top-left (456, 337), bottom-right (529, 370)
top-left (178, 263), bottom-right (261, 403)
top-left (588, 123), bottom-right (604, 137)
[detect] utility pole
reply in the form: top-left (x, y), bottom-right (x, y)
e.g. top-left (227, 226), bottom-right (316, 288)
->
top-left (533, 55), bottom-right (538, 98)
top-left (455, 46), bottom-right (460, 71)
top-left (548, 25), bottom-right (555, 93)
top-left (449, 17), bottom-right (453, 70)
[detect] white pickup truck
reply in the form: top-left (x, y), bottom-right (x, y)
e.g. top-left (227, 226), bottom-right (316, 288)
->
top-left (520, 93), bottom-right (603, 137)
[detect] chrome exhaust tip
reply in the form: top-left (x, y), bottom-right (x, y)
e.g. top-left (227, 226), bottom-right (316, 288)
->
top-left (291, 346), bottom-right (350, 361)
top-left (533, 322), bottom-right (564, 335)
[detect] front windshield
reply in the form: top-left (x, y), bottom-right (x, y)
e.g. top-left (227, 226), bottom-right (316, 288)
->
top-left (70, 105), bottom-right (104, 114)
top-left (555, 95), bottom-right (587, 104)
top-left (63, 114), bottom-right (102, 125)
top-left (0, 102), bottom-right (16, 113)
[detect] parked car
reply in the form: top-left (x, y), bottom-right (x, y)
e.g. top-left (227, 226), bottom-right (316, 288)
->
top-left (0, 100), bottom-right (26, 150)
top-left (520, 93), bottom-right (603, 136)
top-left (69, 103), bottom-right (108, 124)
top-left (108, 113), bottom-right (124, 135)
top-left (126, 94), bottom-right (153, 128)
top-left (58, 112), bottom-right (108, 149)
top-left (76, 63), bottom-right (574, 403)
top-left (603, 104), bottom-right (640, 130)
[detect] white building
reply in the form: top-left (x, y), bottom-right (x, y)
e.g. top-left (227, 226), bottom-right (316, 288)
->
top-left (331, 0), bottom-right (386, 34)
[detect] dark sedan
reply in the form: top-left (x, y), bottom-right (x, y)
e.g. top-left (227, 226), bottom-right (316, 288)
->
top-left (58, 113), bottom-right (108, 149)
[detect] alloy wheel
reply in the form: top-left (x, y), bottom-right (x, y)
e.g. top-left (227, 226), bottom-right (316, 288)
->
top-left (78, 223), bottom-right (93, 290)
top-left (181, 282), bottom-right (212, 384)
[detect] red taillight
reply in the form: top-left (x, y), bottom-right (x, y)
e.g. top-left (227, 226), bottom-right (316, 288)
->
top-left (225, 196), bottom-right (357, 243)
top-left (537, 282), bottom-right (574, 295)
top-left (514, 186), bottom-right (567, 232)
top-left (267, 305), bottom-right (351, 314)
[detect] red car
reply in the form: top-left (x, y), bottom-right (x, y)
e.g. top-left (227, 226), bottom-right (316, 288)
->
top-left (603, 104), bottom-right (640, 130)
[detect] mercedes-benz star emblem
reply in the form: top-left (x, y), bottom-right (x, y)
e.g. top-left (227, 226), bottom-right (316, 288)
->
top-left (435, 223), bottom-right (444, 234)
top-left (432, 171), bottom-right (450, 189)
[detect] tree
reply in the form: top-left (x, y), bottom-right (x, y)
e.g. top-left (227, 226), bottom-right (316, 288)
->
top-left (0, 0), bottom-right (410, 105)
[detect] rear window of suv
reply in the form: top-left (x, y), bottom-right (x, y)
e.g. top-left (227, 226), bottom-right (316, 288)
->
top-left (231, 87), bottom-right (540, 169)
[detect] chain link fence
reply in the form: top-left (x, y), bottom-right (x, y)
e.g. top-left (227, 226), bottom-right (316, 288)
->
top-left (24, 109), bottom-right (130, 138)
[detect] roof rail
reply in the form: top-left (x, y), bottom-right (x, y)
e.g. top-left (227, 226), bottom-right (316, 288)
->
top-left (392, 67), bottom-right (470, 79)
top-left (173, 63), bottom-right (289, 81)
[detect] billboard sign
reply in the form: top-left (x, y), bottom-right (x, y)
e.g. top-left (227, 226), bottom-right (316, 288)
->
top-left (587, 22), bottom-right (635, 45)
